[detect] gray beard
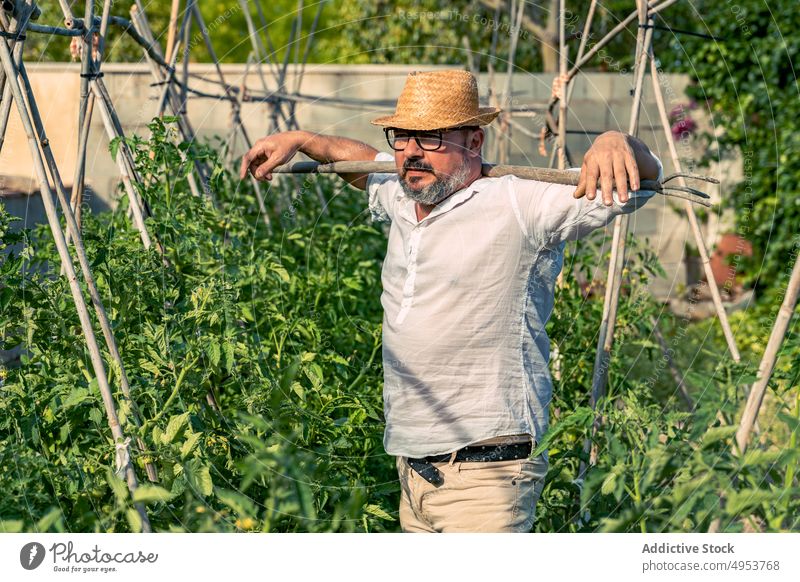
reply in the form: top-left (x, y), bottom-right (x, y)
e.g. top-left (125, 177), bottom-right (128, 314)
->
top-left (399, 159), bottom-right (472, 205)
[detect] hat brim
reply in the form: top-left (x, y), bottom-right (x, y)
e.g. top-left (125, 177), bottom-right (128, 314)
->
top-left (370, 107), bottom-right (501, 130)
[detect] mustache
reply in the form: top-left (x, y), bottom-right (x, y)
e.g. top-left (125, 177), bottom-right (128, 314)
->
top-left (402, 160), bottom-right (435, 175)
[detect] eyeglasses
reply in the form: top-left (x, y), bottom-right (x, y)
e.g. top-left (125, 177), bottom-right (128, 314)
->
top-left (384, 127), bottom-right (478, 152)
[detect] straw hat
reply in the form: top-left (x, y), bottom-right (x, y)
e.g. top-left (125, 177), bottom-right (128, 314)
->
top-left (371, 70), bottom-right (501, 131)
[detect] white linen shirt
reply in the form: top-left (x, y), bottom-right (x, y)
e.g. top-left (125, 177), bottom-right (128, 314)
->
top-left (366, 151), bottom-right (663, 458)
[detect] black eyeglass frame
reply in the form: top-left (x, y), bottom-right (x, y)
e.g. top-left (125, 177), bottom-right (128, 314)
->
top-left (383, 126), bottom-right (479, 152)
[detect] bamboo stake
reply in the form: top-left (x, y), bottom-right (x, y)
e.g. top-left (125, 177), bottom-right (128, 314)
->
top-left (74, 0), bottom-right (94, 217)
top-left (292, 0), bottom-right (323, 97)
top-left (180, 0), bottom-right (192, 120)
top-left (238, 0), bottom-right (283, 134)
top-left (0, 8), bottom-right (27, 156)
top-left (486, 0), bottom-right (502, 161)
top-left (65, 0), bottom-right (114, 253)
top-left (90, 81), bottom-right (155, 251)
top-left (14, 59), bottom-right (159, 485)
top-left (649, 52), bottom-right (741, 362)
top-left (497, 0), bottom-right (525, 165)
top-left (129, 4), bottom-right (206, 201)
top-left (582, 1), bottom-right (655, 476)
top-left (735, 252), bottom-right (800, 454)
top-left (556, 0), bottom-right (568, 171)
top-left (190, 0), bottom-right (273, 224)
top-left (564, 0), bottom-right (597, 108)
top-left (165, 0), bottom-right (181, 63)
top-left (0, 3), bottom-right (151, 531)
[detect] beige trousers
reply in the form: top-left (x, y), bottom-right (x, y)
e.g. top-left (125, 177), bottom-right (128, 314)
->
top-left (395, 439), bottom-right (549, 533)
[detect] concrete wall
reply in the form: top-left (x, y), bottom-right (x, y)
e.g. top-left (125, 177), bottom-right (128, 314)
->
top-left (1, 63), bottom-right (740, 299)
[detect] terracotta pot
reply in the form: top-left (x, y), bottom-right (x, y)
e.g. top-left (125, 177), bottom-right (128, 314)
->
top-left (709, 233), bottom-right (753, 289)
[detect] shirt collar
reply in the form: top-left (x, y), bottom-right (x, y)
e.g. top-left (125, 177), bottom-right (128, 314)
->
top-left (397, 177), bottom-right (494, 225)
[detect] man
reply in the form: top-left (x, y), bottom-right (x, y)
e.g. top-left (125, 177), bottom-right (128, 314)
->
top-left (241, 70), bottom-right (663, 533)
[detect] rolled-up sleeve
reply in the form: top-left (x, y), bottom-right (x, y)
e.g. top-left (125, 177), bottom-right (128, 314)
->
top-left (517, 153), bottom-right (663, 248)
top-left (365, 151), bottom-right (399, 223)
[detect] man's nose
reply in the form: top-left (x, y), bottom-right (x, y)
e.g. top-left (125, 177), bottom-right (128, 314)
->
top-left (404, 136), bottom-right (424, 158)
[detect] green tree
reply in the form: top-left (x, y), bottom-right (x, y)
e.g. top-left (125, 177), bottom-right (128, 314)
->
top-left (663, 0), bottom-right (799, 291)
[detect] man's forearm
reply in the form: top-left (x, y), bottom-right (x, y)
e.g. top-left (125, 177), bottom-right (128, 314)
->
top-left (291, 131), bottom-right (379, 190)
top-left (293, 130), bottom-right (379, 164)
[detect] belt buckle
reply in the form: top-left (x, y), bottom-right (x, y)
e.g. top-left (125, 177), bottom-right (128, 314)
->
top-left (407, 458), bottom-right (444, 487)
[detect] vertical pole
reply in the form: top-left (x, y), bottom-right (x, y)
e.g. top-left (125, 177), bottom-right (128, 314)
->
top-left (581, 0), bottom-right (655, 477)
top-left (90, 80), bottom-right (155, 251)
top-left (72, 0), bottom-right (94, 223)
top-left (67, 0), bottom-right (113, 250)
top-left (129, 4), bottom-right (206, 201)
top-left (0, 6), bottom-right (151, 532)
top-left (556, 0), bottom-right (568, 171)
top-left (0, 7), bottom-right (26, 155)
top-left (15, 59), bottom-right (159, 484)
top-left (189, 1), bottom-right (272, 226)
top-left (165, 0), bottom-right (181, 63)
top-left (648, 53), bottom-right (741, 362)
top-left (498, 0), bottom-right (524, 165)
top-left (735, 254), bottom-right (800, 454)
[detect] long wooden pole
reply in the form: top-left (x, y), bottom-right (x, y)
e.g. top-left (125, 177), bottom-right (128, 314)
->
top-left (0, 3), bottom-right (151, 531)
top-left (129, 4), bottom-right (205, 201)
top-left (269, 161), bottom-right (711, 207)
top-left (582, 0), bottom-right (654, 475)
top-left (735, 251), bottom-right (800, 454)
top-left (0, 6), bottom-right (27, 155)
top-left (497, 0), bottom-right (525, 165)
top-left (165, 0), bottom-right (181, 63)
top-left (649, 52), bottom-right (741, 362)
top-left (556, 0), bottom-right (568, 171)
top-left (190, 0), bottom-right (273, 225)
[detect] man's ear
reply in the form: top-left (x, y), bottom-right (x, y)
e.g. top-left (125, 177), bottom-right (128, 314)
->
top-left (468, 128), bottom-right (484, 156)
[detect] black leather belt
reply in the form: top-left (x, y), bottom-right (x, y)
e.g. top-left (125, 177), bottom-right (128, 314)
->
top-left (406, 441), bottom-right (533, 487)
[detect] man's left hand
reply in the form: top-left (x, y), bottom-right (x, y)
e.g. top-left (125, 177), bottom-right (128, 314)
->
top-left (574, 131), bottom-right (643, 205)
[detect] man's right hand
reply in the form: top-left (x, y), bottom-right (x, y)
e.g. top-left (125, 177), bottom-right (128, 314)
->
top-left (240, 131), bottom-right (303, 181)
top-left (240, 130), bottom-right (379, 190)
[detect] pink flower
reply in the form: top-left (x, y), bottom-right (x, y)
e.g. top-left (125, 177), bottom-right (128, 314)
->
top-left (671, 118), bottom-right (697, 139)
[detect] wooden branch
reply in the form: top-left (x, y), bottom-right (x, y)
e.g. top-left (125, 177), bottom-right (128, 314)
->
top-left (735, 253), bottom-right (800, 454)
top-left (269, 161), bottom-right (711, 206)
top-left (476, 0), bottom-right (551, 44)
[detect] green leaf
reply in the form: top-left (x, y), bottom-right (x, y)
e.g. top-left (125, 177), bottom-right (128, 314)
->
top-left (271, 263), bottom-right (291, 283)
top-left (163, 412), bottom-right (190, 444)
top-left (206, 340), bottom-right (221, 367)
top-left (223, 342), bottom-right (235, 372)
top-left (35, 508), bottom-right (62, 532)
top-left (126, 508), bottom-right (143, 533)
top-left (139, 360), bottom-right (162, 377)
top-left (109, 137), bottom-right (121, 161)
top-left (106, 468), bottom-right (129, 503)
top-left (62, 387), bottom-right (89, 409)
top-left (364, 504), bottom-right (395, 521)
top-left (304, 363), bottom-right (323, 390)
top-left (180, 432), bottom-right (202, 459)
top-left (216, 488), bottom-right (257, 518)
top-left (701, 425), bottom-right (737, 448)
top-left (133, 485), bottom-right (174, 504)
top-left (601, 472), bottom-right (617, 496)
top-left (0, 520), bottom-right (24, 533)
top-left (184, 459), bottom-right (213, 497)
top-left (726, 488), bottom-right (792, 516)
top-left (291, 381), bottom-right (305, 401)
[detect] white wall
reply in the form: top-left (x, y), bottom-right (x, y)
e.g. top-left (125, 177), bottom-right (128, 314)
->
top-left (1, 64), bottom-right (739, 298)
